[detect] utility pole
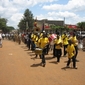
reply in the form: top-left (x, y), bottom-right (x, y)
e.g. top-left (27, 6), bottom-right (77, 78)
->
top-left (64, 17), bottom-right (65, 26)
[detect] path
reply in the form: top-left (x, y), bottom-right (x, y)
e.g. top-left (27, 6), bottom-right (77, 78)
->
top-left (0, 39), bottom-right (85, 85)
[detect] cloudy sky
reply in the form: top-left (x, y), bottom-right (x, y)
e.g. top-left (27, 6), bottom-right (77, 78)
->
top-left (0, 0), bottom-right (85, 29)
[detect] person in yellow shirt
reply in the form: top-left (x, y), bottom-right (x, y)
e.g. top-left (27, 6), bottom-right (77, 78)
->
top-left (34, 33), bottom-right (42, 59)
top-left (62, 32), bottom-right (69, 57)
top-left (31, 33), bottom-right (36, 51)
top-left (39, 32), bottom-right (49, 67)
top-left (66, 40), bottom-right (77, 69)
top-left (54, 35), bottom-right (62, 62)
top-left (70, 32), bottom-right (78, 61)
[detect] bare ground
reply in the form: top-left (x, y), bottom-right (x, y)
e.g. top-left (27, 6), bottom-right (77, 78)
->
top-left (0, 39), bottom-right (85, 85)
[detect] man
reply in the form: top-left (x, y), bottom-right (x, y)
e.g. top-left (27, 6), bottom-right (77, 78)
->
top-left (39, 32), bottom-right (49, 67)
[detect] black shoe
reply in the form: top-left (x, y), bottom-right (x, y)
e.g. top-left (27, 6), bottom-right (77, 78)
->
top-left (57, 60), bottom-right (60, 62)
top-left (42, 63), bottom-right (46, 67)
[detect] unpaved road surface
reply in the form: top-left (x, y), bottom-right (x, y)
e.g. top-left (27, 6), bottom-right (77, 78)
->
top-left (0, 39), bottom-right (85, 85)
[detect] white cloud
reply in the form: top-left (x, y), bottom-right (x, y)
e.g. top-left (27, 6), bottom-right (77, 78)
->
top-left (42, 0), bottom-right (85, 11)
top-left (47, 11), bottom-right (78, 18)
top-left (0, 0), bottom-right (56, 28)
top-left (0, 0), bottom-right (85, 29)
top-left (36, 11), bottom-right (85, 25)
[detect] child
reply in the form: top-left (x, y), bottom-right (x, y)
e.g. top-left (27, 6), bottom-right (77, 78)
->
top-left (66, 40), bottom-right (77, 69)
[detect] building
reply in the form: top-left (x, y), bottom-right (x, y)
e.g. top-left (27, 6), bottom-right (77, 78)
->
top-left (36, 19), bottom-right (64, 30)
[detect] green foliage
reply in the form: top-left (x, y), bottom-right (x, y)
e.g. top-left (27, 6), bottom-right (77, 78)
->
top-left (50, 24), bottom-right (74, 34)
top-left (18, 9), bottom-right (34, 31)
top-left (0, 18), bottom-right (7, 32)
top-left (0, 18), bottom-right (15, 33)
top-left (77, 22), bottom-right (85, 30)
top-left (18, 19), bottom-right (26, 31)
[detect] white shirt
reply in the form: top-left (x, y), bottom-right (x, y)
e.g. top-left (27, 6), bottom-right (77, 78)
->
top-left (0, 33), bottom-right (2, 39)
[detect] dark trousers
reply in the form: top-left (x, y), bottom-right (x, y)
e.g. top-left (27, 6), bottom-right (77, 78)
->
top-left (46, 44), bottom-right (49, 54)
top-left (53, 44), bottom-right (56, 57)
top-left (55, 49), bottom-right (62, 62)
top-left (67, 56), bottom-right (76, 68)
top-left (41, 48), bottom-right (47, 64)
top-left (27, 39), bottom-right (31, 49)
top-left (24, 39), bottom-right (27, 44)
top-left (31, 41), bottom-right (35, 51)
top-left (74, 46), bottom-right (78, 59)
top-left (63, 45), bottom-right (68, 56)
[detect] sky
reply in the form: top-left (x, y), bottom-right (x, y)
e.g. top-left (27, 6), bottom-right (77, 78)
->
top-left (0, 0), bottom-right (85, 29)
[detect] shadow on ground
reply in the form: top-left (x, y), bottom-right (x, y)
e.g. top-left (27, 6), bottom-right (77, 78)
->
top-left (30, 63), bottom-right (42, 67)
top-left (49, 61), bottom-right (58, 64)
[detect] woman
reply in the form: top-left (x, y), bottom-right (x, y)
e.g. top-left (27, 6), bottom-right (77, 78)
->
top-left (54, 35), bottom-right (62, 62)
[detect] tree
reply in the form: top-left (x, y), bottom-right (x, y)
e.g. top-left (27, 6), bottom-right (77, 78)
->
top-left (18, 19), bottom-right (26, 31)
top-left (18, 9), bottom-right (34, 31)
top-left (50, 25), bottom-right (69, 34)
top-left (0, 18), bottom-right (15, 33)
top-left (0, 18), bottom-right (8, 32)
top-left (77, 22), bottom-right (85, 31)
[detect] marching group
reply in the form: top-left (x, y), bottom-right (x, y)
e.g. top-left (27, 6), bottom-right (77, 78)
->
top-left (0, 30), bottom-right (79, 69)
top-left (20, 30), bottom-right (79, 69)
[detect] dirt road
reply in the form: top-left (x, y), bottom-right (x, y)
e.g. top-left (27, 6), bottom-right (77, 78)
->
top-left (0, 39), bottom-right (85, 85)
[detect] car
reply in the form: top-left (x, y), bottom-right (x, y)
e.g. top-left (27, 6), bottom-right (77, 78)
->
top-left (77, 31), bottom-right (85, 39)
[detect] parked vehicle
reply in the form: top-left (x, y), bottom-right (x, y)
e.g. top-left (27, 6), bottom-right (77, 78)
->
top-left (77, 31), bottom-right (85, 39)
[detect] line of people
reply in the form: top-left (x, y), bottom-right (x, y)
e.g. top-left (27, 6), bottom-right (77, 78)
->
top-left (21, 30), bottom-right (78, 69)
top-left (2, 30), bottom-right (78, 69)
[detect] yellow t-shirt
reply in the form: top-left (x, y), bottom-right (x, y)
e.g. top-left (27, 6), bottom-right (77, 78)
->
top-left (63, 36), bottom-right (69, 45)
top-left (61, 34), bottom-right (65, 40)
top-left (71, 36), bottom-right (78, 46)
top-left (39, 37), bottom-right (49, 49)
top-left (66, 44), bottom-right (75, 58)
top-left (54, 38), bottom-right (62, 49)
top-left (31, 33), bottom-right (34, 41)
top-left (40, 33), bottom-right (43, 38)
top-left (32, 34), bottom-right (36, 42)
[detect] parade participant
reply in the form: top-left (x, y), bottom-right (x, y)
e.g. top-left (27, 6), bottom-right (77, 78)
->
top-left (27, 32), bottom-right (32, 50)
top-left (66, 40), bottom-right (77, 69)
top-left (52, 32), bottom-right (59, 58)
top-left (45, 32), bottom-right (50, 55)
top-left (54, 35), bottom-right (62, 62)
top-left (24, 33), bottom-right (27, 44)
top-left (2, 33), bottom-right (5, 40)
top-left (62, 32), bottom-right (69, 57)
top-left (0, 30), bottom-right (2, 47)
top-left (70, 32), bottom-right (78, 61)
top-left (18, 32), bottom-right (22, 44)
top-left (31, 32), bottom-right (36, 51)
top-left (34, 33), bottom-right (42, 59)
top-left (38, 32), bottom-right (49, 67)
